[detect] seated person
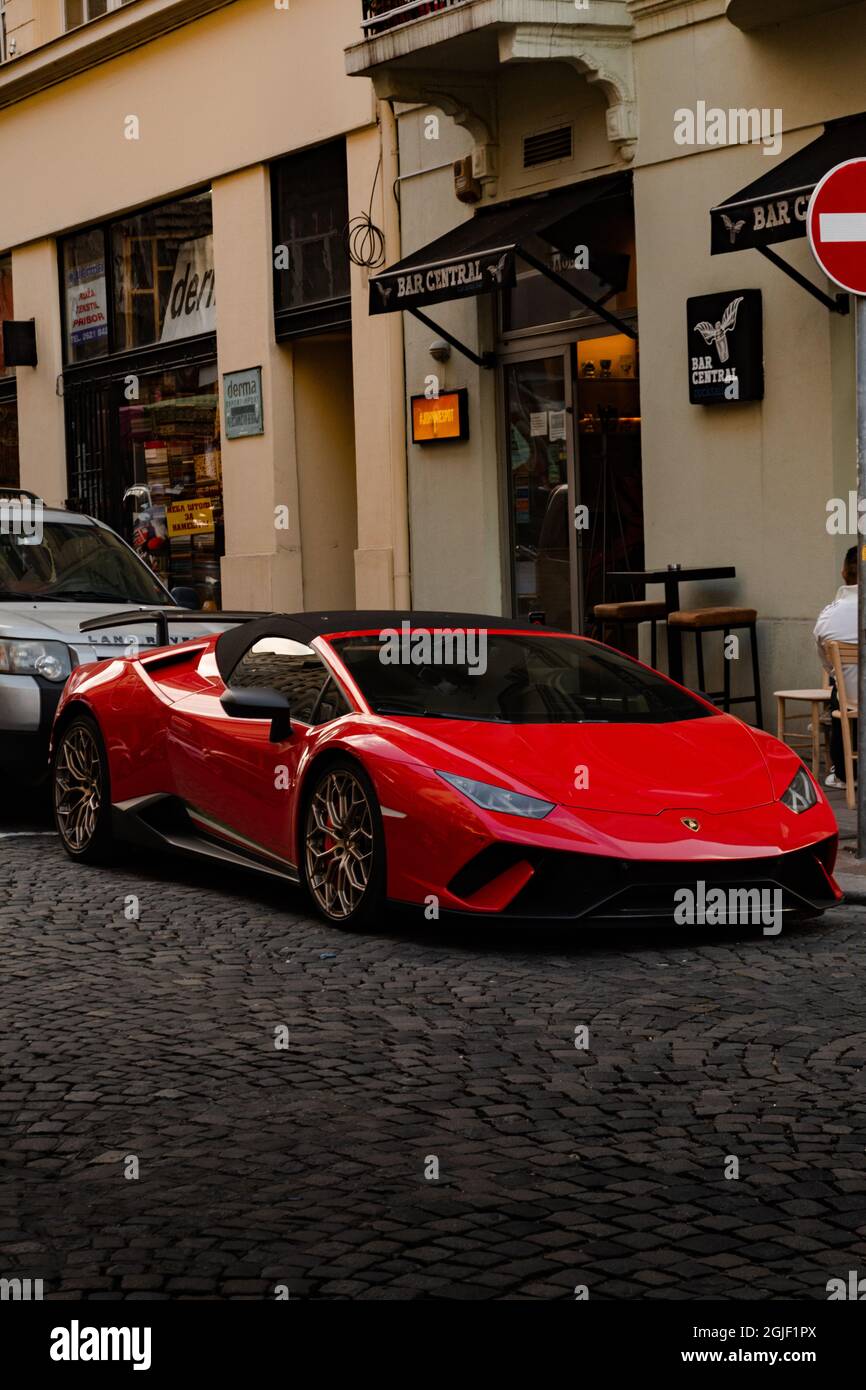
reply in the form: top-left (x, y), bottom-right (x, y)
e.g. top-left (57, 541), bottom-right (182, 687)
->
top-left (814, 544), bottom-right (857, 789)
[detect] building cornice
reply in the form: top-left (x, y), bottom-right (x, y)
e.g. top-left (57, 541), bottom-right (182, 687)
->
top-left (0, 0), bottom-right (238, 111)
top-left (627, 0), bottom-right (727, 39)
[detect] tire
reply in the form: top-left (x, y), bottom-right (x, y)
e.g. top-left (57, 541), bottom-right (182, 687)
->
top-left (301, 757), bottom-right (386, 929)
top-left (52, 714), bottom-right (116, 865)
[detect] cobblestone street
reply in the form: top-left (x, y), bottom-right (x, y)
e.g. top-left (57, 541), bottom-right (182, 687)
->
top-left (2, 814), bottom-right (866, 1301)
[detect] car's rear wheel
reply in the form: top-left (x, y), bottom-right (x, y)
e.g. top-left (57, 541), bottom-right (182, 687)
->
top-left (52, 715), bottom-right (115, 864)
top-left (302, 759), bottom-right (385, 929)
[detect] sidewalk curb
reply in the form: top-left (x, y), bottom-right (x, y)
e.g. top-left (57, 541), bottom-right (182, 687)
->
top-left (836, 875), bottom-right (866, 905)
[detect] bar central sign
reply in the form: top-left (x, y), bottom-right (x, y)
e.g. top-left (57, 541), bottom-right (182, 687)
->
top-left (370, 248), bottom-right (516, 315)
top-left (687, 289), bottom-right (764, 404)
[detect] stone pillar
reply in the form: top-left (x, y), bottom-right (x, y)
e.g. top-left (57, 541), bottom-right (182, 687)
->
top-left (11, 239), bottom-right (67, 507)
top-left (211, 165), bottom-right (303, 612)
top-left (347, 108), bottom-right (411, 609)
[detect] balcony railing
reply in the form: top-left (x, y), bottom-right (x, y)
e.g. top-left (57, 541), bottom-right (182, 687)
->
top-left (361, 0), bottom-right (469, 37)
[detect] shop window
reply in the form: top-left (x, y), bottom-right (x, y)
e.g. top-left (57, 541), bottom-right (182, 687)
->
top-left (111, 192), bottom-right (214, 353)
top-left (60, 191), bottom-right (214, 364)
top-left (117, 363), bottom-right (223, 610)
top-left (62, 229), bottom-right (109, 364)
top-left (271, 141), bottom-right (350, 338)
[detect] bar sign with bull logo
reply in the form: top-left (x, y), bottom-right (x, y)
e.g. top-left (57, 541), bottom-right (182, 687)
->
top-left (687, 288), bottom-right (764, 404)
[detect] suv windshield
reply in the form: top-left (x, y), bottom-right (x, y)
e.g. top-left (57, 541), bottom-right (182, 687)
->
top-left (331, 631), bottom-right (711, 725)
top-left (0, 521), bottom-right (170, 605)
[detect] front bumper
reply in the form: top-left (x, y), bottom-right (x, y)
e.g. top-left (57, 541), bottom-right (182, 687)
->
top-left (0, 676), bottom-right (64, 785)
top-left (378, 764), bottom-right (842, 920)
top-left (444, 836), bottom-right (841, 921)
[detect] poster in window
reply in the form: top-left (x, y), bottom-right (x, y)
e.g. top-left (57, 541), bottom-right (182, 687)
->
top-left (160, 236), bottom-right (216, 343)
top-left (66, 257), bottom-right (109, 355)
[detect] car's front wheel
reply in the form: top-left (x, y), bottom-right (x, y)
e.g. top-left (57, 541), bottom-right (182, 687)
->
top-left (52, 715), bottom-right (115, 864)
top-left (302, 758), bottom-right (385, 929)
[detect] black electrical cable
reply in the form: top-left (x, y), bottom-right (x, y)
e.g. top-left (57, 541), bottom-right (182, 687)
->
top-left (344, 155), bottom-right (387, 269)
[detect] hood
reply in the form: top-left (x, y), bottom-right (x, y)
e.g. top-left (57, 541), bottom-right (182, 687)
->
top-left (398, 714), bottom-right (777, 815)
top-left (0, 601), bottom-right (219, 658)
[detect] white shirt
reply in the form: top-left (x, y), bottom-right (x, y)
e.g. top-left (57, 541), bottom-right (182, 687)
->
top-left (814, 584), bottom-right (858, 702)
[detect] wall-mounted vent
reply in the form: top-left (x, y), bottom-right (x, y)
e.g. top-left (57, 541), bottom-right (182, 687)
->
top-left (523, 125), bottom-right (573, 169)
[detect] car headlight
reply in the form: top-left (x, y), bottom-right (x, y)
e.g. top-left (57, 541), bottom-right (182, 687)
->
top-left (0, 639), bottom-right (73, 682)
top-left (780, 765), bottom-right (818, 815)
top-left (437, 770), bottom-right (555, 819)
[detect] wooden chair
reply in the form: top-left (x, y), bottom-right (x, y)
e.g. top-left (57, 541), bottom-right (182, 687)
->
top-left (775, 676), bottom-right (832, 777)
top-left (827, 640), bottom-right (858, 810)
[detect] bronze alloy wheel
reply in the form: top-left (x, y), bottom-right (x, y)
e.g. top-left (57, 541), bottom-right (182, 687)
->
top-left (54, 722), bottom-right (103, 853)
top-left (304, 768), bottom-right (375, 920)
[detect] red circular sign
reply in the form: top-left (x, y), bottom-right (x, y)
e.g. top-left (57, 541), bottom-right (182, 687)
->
top-left (808, 158), bottom-right (866, 296)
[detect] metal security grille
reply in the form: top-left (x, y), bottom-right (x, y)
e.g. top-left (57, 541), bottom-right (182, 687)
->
top-left (523, 126), bottom-right (573, 169)
top-left (64, 378), bottom-right (118, 529)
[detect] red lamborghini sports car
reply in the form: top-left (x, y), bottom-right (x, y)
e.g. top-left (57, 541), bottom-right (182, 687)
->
top-left (49, 609), bottom-right (842, 929)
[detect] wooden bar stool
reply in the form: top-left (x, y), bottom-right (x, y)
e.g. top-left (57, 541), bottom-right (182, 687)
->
top-left (775, 686), bottom-right (831, 777)
top-left (593, 600), bottom-right (667, 668)
top-left (666, 607), bottom-right (762, 724)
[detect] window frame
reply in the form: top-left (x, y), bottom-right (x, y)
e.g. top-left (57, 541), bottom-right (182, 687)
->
top-left (58, 186), bottom-right (213, 366)
top-left (270, 140), bottom-right (351, 342)
top-left (226, 636), bottom-right (356, 728)
top-left (62, 0), bottom-right (127, 33)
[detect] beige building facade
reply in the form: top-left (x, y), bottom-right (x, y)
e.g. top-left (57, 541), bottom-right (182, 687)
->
top-left (0, 0), bottom-right (409, 612)
top-left (346, 0), bottom-right (865, 724)
top-left (2, 0), bottom-right (864, 727)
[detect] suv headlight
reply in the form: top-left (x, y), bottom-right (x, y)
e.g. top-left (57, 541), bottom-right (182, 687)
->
top-left (780, 765), bottom-right (818, 815)
top-left (437, 770), bottom-right (555, 819)
top-left (0, 639), bottom-right (73, 682)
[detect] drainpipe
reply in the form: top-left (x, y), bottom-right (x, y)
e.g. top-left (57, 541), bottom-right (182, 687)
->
top-left (379, 97), bottom-right (412, 608)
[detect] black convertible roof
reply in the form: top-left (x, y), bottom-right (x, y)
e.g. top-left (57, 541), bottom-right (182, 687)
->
top-left (215, 609), bottom-right (567, 681)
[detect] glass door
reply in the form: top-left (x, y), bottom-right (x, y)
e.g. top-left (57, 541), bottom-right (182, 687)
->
top-left (503, 348), bottom-right (578, 631)
top-left (573, 334), bottom-right (644, 647)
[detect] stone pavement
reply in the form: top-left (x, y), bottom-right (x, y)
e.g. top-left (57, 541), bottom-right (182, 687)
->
top-left (2, 825), bottom-right (866, 1301)
top-left (825, 786), bottom-right (866, 901)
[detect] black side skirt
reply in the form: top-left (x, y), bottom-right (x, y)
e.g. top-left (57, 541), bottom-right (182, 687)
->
top-left (111, 794), bottom-right (300, 886)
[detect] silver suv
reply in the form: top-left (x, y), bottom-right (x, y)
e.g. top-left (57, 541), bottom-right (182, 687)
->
top-left (0, 490), bottom-right (214, 786)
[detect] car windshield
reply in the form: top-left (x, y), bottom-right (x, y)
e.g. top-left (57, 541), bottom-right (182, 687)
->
top-left (0, 521), bottom-right (170, 604)
top-left (330, 631), bottom-right (712, 725)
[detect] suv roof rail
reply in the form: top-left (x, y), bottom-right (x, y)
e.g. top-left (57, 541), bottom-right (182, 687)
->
top-left (0, 486), bottom-right (41, 502)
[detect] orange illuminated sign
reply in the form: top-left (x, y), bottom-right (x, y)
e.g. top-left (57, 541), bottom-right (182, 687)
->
top-left (411, 389), bottom-right (469, 444)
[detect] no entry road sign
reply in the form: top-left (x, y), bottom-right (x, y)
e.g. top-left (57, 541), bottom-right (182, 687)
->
top-left (808, 157), bottom-right (866, 296)
top-left (809, 158), bottom-right (866, 856)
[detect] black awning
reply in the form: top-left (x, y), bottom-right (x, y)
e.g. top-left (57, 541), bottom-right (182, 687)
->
top-left (711, 112), bottom-right (866, 254)
top-left (369, 173), bottom-right (630, 315)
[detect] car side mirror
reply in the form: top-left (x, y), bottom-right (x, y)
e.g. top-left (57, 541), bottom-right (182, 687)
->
top-left (170, 586), bottom-right (199, 610)
top-left (220, 686), bottom-right (293, 742)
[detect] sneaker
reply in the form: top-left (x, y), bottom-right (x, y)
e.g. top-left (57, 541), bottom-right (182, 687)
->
top-left (825, 771), bottom-right (847, 789)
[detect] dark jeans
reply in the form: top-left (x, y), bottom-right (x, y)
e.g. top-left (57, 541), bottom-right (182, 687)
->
top-left (829, 677), bottom-right (857, 781)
